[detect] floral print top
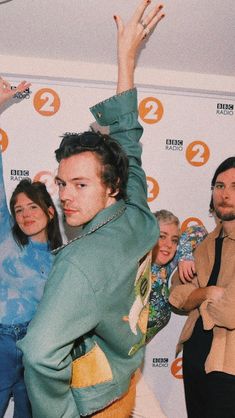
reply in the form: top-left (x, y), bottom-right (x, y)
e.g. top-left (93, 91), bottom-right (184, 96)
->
top-left (146, 225), bottom-right (208, 343)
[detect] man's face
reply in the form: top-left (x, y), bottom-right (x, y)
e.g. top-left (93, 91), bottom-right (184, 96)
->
top-left (56, 151), bottom-right (115, 227)
top-left (212, 167), bottom-right (235, 222)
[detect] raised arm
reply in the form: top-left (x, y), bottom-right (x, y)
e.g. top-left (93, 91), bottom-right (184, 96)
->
top-left (91, 1), bottom-right (165, 213)
top-left (0, 144), bottom-right (10, 237)
top-left (0, 77), bottom-right (31, 235)
top-left (177, 225), bottom-right (208, 282)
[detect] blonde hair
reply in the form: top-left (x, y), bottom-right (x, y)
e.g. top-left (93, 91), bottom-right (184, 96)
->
top-left (153, 209), bottom-right (180, 226)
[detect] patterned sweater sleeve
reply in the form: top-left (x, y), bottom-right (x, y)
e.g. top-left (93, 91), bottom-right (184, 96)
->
top-left (177, 225), bottom-right (208, 262)
top-left (0, 149), bottom-right (11, 238)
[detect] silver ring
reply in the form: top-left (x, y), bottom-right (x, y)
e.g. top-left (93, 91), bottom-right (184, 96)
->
top-left (143, 27), bottom-right (150, 39)
top-left (140, 20), bottom-right (147, 29)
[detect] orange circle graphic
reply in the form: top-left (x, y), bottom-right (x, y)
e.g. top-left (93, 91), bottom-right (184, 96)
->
top-left (139, 97), bottom-right (164, 124)
top-left (171, 357), bottom-right (183, 379)
top-left (33, 88), bottom-right (60, 116)
top-left (34, 170), bottom-right (58, 196)
top-left (181, 217), bottom-right (204, 233)
top-left (186, 141), bottom-right (210, 166)
top-left (147, 176), bottom-right (159, 202)
top-left (0, 129), bottom-right (9, 152)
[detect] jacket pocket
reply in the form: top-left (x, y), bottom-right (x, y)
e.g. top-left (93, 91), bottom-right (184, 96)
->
top-left (71, 342), bottom-right (113, 388)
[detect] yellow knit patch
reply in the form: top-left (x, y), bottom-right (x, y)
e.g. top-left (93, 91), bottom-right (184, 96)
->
top-left (71, 343), bottom-right (113, 388)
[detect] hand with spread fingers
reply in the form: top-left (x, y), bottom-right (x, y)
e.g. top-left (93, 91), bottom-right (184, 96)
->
top-left (0, 77), bottom-right (31, 106)
top-left (114, 0), bottom-right (165, 93)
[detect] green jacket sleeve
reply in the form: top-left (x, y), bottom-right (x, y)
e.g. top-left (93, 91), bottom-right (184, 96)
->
top-left (18, 257), bottom-right (98, 418)
top-left (90, 88), bottom-right (153, 213)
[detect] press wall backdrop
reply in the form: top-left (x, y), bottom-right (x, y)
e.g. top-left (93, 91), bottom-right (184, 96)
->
top-left (1, 75), bottom-right (234, 418)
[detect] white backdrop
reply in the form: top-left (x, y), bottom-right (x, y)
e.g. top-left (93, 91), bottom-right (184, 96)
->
top-left (1, 76), bottom-right (234, 418)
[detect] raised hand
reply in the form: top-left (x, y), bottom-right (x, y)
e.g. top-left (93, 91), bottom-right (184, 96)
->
top-left (0, 77), bottom-right (31, 107)
top-left (114, 0), bottom-right (165, 93)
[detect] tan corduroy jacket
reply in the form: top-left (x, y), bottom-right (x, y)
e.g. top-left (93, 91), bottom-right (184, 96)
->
top-left (169, 223), bottom-right (235, 375)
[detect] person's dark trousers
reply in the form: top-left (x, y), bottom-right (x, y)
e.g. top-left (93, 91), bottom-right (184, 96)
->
top-left (183, 354), bottom-right (235, 418)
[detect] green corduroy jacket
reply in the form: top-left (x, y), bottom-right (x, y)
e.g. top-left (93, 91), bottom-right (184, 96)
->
top-left (19, 88), bottom-right (159, 418)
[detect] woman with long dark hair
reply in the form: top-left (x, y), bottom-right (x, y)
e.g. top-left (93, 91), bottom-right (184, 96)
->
top-left (0, 78), bottom-right (62, 418)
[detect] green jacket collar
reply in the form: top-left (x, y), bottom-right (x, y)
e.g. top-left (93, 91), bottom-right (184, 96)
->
top-left (82, 199), bottom-right (126, 235)
top-left (53, 200), bottom-right (126, 254)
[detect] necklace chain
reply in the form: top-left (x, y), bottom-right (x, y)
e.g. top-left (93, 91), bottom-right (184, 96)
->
top-left (52, 206), bottom-right (126, 255)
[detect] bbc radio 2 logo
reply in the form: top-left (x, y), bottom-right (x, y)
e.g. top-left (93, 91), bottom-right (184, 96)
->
top-left (165, 139), bottom-right (183, 151)
top-left (10, 86), bottom-right (31, 100)
top-left (152, 357), bottom-right (169, 367)
top-left (152, 357), bottom-right (183, 379)
top-left (216, 103), bottom-right (234, 116)
top-left (34, 88), bottom-right (60, 116)
top-left (11, 169), bottom-right (30, 181)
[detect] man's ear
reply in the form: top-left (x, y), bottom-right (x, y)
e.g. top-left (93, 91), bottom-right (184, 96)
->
top-left (109, 189), bottom-right (119, 198)
top-left (108, 178), bottom-right (120, 198)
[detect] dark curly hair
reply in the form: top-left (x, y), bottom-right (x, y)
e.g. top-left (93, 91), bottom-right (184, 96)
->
top-left (10, 179), bottom-right (62, 249)
top-left (55, 131), bottom-right (129, 201)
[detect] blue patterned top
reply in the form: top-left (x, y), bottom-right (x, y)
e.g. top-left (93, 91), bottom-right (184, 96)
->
top-left (0, 150), bottom-right (53, 325)
top-left (146, 225), bottom-right (207, 342)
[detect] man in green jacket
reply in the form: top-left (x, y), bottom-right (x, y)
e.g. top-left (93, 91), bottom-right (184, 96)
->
top-left (19, 2), bottom-right (164, 417)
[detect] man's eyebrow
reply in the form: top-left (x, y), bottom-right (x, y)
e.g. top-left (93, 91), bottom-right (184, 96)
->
top-left (55, 176), bottom-right (90, 182)
top-left (55, 176), bottom-right (63, 181)
top-left (55, 176), bottom-right (65, 184)
top-left (215, 181), bottom-right (235, 185)
top-left (70, 177), bottom-right (90, 181)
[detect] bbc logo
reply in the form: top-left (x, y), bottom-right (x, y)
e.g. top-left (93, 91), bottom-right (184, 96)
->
top-left (11, 170), bottom-right (29, 176)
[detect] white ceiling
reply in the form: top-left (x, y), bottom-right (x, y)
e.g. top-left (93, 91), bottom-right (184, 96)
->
top-left (0, 0), bottom-right (234, 78)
